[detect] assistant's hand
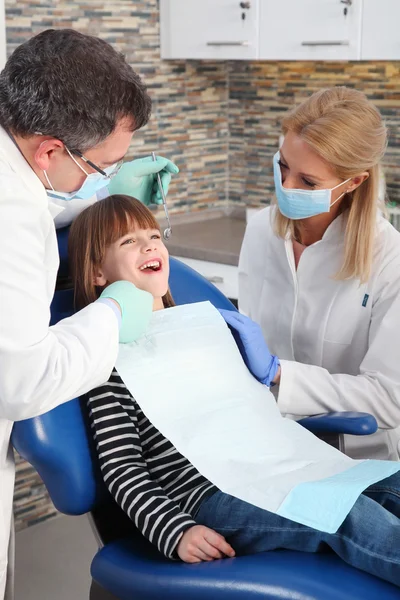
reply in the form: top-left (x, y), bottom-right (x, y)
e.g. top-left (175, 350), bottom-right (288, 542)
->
top-left (177, 525), bottom-right (235, 563)
top-left (107, 155), bottom-right (179, 206)
top-left (99, 280), bottom-right (153, 343)
top-left (219, 310), bottom-right (280, 387)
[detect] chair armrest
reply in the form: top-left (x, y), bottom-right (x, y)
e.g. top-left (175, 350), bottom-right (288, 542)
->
top-left (298, 412), bottom-right (378, 436)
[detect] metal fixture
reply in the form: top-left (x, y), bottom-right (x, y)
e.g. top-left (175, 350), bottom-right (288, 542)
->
top-left (301, 41), bottom-right (350, 47)
top-left (207, 41), bottom-right (250, 46)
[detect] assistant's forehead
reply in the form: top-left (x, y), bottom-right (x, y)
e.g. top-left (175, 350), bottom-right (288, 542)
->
top-left (281, 131), bottom-right (336, 181)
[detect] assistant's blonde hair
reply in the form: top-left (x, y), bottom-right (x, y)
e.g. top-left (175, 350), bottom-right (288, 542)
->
top-left (275, 87), bottom-right (387, 283)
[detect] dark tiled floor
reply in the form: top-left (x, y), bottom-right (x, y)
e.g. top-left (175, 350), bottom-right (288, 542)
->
top-left (15, 515), bottom-right (96, 600)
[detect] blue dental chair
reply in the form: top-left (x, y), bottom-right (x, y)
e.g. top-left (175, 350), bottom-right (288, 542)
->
top-left (12, 226), bottom-right (398, 600)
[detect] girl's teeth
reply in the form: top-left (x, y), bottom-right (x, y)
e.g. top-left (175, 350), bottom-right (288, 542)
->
top-left (140, 261), bottom-right (160, 271)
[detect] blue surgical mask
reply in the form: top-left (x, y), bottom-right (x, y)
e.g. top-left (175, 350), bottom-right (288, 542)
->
top-left (44, 148), bottom-right (118, 201)
top-left (273, 152), bottom-right (351, 220)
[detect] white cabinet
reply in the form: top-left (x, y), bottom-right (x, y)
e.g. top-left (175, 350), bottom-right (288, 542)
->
top-left (361, 0), bottom-right (400, 60)
top-left (160, 0), bottom-right (259, 60)
top-left (160, 0), bottom-right (398, 62)
top-left (259, 0), bottom-right (362, 60)
top-left (173, 256), bottom-right (239, 300)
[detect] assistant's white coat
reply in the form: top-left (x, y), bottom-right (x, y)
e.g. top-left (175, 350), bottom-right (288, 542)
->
top-left (239, 206), bottom-right (400, 461)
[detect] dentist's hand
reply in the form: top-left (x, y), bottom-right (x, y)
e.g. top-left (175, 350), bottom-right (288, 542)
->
top-left (99, 281), bottom-right (153, 343)
top-left (107, 155), bottom-right (179, 206)
top-left (219, 310), bottom-right (280, 387)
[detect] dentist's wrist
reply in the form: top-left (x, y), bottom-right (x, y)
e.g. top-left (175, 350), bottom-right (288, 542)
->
top-left (97, 297), bottom-right (122, 327)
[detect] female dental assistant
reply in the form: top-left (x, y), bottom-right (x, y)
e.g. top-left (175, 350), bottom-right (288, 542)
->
top-left (223, 86), bottom-right (400, 461)
top-left (0, 29), bottom-right (178, 600)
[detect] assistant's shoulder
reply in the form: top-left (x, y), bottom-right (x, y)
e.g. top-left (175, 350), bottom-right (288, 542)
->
top-left (372, 215), bottom-right (400, 294)
top-left (376, 215), bottom-right (400, 264)
top-left (241, 206), bottom-right (277, 257)
top-left (245, 206), bottom-right (275, 235)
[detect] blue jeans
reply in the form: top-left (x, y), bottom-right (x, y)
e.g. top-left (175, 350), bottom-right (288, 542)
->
top-left (195, 472), bottom-right (400, 587)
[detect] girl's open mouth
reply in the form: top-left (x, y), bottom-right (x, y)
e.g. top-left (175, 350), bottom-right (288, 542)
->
top-left (139, 260), bottom-right (162, 274)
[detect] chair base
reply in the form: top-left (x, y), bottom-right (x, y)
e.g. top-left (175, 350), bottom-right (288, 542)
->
top-left (90, 580), bottom-right (121, 600)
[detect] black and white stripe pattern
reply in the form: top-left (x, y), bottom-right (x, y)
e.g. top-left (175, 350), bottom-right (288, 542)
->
top-left (85, 370), bottom-right (217, 558)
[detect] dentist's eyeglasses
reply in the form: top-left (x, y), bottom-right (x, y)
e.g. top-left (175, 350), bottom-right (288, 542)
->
top-left (35, 132), bottom-right (124, 179)
top-left (69, 149), bottom-right (123, 179)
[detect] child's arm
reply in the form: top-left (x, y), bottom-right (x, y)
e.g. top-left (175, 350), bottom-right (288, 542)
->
top-left (86, 380), bottom-right (197, 559)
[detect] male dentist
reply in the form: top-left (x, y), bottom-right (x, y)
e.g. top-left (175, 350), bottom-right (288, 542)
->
top-left (0, 28), bottom-right (178, 599)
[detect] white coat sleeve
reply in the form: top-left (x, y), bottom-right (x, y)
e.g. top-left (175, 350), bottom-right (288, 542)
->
top-left (238, 228), bottom-right (251, 317)
top-left (0, 182), bottom-right (119, 422)
top-left (278, 262), bottom-right (400, 430)
top-left (238, 212), bottom-right (268, 318)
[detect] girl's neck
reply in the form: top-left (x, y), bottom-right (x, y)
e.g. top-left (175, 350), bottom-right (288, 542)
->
top-left (153, 297), bottom-right (164, 311)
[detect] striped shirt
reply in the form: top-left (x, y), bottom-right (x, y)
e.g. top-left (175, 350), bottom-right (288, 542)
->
top-left (85, 369), bottom-right (217, 559)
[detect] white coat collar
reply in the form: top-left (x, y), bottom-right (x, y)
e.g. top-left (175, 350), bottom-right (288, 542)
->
top-left (0, 126), bottom-right (65, 220)
top-left (318, 211), bottom-right (347, 245)
top-left (282, 210), bottom-right (348, 249)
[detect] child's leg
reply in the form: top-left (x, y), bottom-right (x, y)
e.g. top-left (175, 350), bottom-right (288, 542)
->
top-left (196, 491), bottom-right (400, 587)
top-left (363, 471), bottom-right (400, 518)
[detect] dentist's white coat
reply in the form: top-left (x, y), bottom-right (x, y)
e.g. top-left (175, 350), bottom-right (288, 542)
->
top-left (0, 127), bottom-right (119, 598)
top-left (239, 206), bottom-right (400, 461)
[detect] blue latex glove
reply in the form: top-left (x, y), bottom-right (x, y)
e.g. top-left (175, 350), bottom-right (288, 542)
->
top-left (219, 310), bottom-right (280, 387)
top-left (107, 155), bottom-right (179, 206)
top-left (99, 281), bottom-right (153, 343)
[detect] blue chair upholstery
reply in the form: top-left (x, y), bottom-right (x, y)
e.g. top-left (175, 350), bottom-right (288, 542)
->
top-left (12, 226), bottom-right (394, 600)
top-left (298, 412), bottom-right (377, 436)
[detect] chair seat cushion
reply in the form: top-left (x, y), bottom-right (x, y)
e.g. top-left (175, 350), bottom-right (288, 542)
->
top-left (91, 538), bottom-right (400, 600)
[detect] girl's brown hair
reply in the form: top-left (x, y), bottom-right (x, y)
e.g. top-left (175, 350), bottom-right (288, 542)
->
top-left (275, 86), bottom-right (388, 283)
top-left (69, 194), bottom-right (175, 309)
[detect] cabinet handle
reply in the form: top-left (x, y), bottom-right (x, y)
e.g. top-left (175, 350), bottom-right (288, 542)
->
top-left (207, 41), bottom-right (250, 47)
top-left (205, 275), bottom-right (224, 284)
top-left (301, 41), bottom-right (350, 47)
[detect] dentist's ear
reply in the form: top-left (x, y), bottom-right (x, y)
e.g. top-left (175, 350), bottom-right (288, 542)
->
top-left (34, 137), bottom-right (65, 171)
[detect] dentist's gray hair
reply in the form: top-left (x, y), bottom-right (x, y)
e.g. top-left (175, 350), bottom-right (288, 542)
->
top-left (0, 29), bottom-right (152, 151)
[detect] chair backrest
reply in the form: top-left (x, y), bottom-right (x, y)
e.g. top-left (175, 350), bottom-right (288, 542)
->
top-left (12, 226), bottom-right (236, 516)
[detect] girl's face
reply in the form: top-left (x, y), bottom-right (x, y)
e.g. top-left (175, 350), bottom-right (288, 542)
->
top-left (94, 225), bottom-right (170, 306)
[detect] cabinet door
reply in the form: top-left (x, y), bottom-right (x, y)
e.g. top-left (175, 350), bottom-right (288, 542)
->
top-left (259, 0), bottom-right (362, 60)
top-left (361, 0), bottom-right (400, 60)
top-left (160, 0), bottom-right (259, 60)
top-left (173, 256), bottom-right (239, 300)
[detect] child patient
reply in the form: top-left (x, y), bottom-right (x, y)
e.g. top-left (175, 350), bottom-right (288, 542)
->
top-left (69, 194), bottom-right (400, 587)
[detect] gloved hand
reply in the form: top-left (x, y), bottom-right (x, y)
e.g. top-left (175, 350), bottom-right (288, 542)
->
top-left (107, 155), bottom-right (179, 206)
top-left (219, 310), bottom-right (280, 387)
top-left (99, 281), bottom-right (153, 343)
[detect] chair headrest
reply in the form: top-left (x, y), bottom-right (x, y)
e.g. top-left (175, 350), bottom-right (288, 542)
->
top-left (56, 225), bottom-right (70, 279)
